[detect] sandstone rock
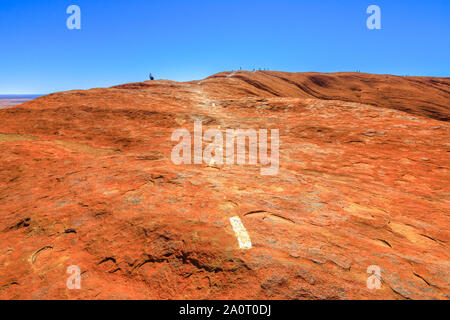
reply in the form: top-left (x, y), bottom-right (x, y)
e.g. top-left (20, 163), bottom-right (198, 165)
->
top-left (0, 71), bottom-right (449, 299)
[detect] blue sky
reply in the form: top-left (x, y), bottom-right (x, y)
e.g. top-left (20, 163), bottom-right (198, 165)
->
top-left (0, 0), bottom-right (449, 94)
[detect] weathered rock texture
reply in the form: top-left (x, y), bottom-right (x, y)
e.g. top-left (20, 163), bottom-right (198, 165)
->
top-left (0, 71), bottom-right (449, 299)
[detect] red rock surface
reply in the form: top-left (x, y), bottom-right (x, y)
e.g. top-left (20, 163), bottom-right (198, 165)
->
top-left (0, 71), bottom-right (449, 300)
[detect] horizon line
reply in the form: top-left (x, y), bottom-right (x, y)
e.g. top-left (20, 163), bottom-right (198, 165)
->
top-left (1, 69), bottom-right (449, 95)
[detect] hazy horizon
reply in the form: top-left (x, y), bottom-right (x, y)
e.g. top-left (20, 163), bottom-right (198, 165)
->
top-left (2, 69), bottom-right (450, 96)
top-left (0, 94), bottom-right (44, 98)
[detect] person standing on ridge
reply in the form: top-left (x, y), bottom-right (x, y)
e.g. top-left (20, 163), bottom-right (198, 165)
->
top-left (149, 73), bottom-right (154, 81)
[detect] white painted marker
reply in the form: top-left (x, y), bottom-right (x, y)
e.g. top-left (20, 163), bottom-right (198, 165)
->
top-left (229, 216), bottom-right (252, 249)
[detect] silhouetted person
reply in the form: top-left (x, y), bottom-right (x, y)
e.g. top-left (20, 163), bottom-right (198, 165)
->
top-left (149, 73), bottom-right (154, 81)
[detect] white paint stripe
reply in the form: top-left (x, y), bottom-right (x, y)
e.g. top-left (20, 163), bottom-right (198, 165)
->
top-left (227, 71), bottom-right (237, 78)
top-left (229, 216), bottom-right (252, 249)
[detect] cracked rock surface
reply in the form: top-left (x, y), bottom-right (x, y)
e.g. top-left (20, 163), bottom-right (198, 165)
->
top-left (0, 71), bottom-right (449, 299)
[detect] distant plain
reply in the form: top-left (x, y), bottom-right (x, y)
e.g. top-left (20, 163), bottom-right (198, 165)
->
top-left (0, 95), bottom-right (43, 109)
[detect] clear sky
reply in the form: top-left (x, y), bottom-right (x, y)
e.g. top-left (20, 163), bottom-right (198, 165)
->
top-left (0, 0), bottom-right (449, 94)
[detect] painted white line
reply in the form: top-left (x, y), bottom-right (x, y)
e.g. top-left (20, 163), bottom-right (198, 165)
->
top-left (229, 216), bottom-right (252, 249)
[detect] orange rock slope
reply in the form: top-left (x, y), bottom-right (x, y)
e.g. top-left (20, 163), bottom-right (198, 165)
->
top-left (0, 71), bottom-right (449, 300)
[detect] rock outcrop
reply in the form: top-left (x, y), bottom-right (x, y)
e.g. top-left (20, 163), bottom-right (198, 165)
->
top-left (0, 71), bottom-right (449, 299)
